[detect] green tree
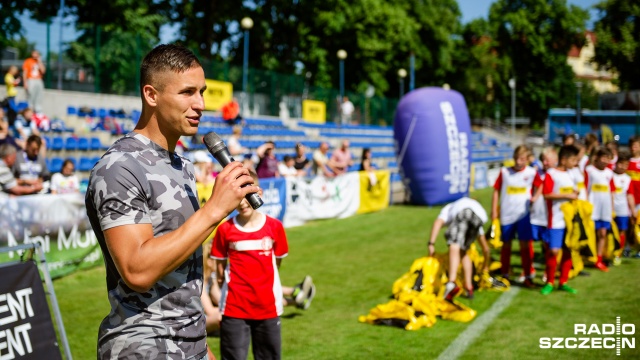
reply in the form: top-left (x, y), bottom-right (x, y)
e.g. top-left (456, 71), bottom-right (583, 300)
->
top-left (450, 19), bottom-right (510, 120)
top-left (488, 0), bottom-right (589, 123)
top-left (0, 0), bottom-right (34, 51)
top-left (593, 0), bottom-right (640, 90)
top-left (35, 0), bottom-right (165, 94)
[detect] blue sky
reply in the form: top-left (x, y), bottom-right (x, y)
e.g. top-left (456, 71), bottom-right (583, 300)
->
top-left (19, 0), bottom-right (602, 54)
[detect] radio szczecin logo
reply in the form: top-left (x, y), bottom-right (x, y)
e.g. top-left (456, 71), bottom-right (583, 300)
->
top-left (539, 317), bottom-right (635, 355)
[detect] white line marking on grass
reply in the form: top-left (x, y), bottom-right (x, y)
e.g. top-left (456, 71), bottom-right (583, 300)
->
top-left (436, 287), bottom-right (521, 360)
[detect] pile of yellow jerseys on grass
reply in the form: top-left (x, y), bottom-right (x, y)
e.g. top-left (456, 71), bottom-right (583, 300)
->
top-left (358, 248), bottom-right (509, 331)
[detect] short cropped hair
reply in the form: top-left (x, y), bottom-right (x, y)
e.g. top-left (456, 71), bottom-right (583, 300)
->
top-left (0, 144), bottom-right (17, 158)
top-left (617, 150), bottom-right (631, 163)
top-left (584, 133), bottom-right (598, 149)
top-left (630, 136), bottom-right (640, 147)
top-left (513, 145), bottom-right (530, 159)
top-left (26, 134), bottom-right (42, 147)
top-left (558, 145), bottom-right (579, 160)
top-left (140, 44), bottom-right (202, 94)
top-left (593, 146), bottom-right (613, 159)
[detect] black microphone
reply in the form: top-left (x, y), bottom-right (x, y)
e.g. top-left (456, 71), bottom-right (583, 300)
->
top-left (203, 132), bottom-right (264, 209)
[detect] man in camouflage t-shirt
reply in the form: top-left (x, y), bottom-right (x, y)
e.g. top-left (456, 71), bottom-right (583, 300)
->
top-left (86, 44), bottom-right (259, 359)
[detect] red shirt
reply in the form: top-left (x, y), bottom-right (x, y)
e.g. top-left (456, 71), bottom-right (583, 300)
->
top-left (211, 214), bottom-right (288, 319)
top-left (628, 157), bottom-right (640, 205)
top-left (222, 101), bottom-right (240, 121)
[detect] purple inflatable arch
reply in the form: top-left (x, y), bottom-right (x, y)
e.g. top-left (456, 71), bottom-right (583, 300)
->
top-left (393, 87), bottom-right (471, 205)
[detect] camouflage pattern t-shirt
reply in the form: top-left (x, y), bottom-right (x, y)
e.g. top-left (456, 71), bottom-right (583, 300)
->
top-left (85, 132), bottom-right (206, 359)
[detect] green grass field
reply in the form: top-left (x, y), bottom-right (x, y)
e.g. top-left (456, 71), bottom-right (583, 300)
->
top-left (52, 188), bottom-right (640, 359)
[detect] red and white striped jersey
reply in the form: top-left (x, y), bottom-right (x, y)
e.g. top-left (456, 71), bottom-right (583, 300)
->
top-left (211, 214), bottom-right (288, 320)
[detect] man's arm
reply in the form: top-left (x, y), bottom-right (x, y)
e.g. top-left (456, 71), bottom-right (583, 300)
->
top-left (428, 218), bottom-right (445, 256)
top-left (102, 162), bottom-right (258, 293)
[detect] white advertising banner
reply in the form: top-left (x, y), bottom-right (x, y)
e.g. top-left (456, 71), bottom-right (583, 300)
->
top-left (283, 173), bottom-right (361, 228)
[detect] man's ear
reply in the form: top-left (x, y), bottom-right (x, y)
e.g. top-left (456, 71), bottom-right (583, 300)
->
top-left (142, 84), bottom-right (158, 107)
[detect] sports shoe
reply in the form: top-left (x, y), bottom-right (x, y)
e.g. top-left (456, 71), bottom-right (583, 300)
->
top-left (300, 284), bottom-right (316, 310)
top-left (613, 257), bottom-right (622, 266)
top-left (540, 283), bottom-right (554, 295)
top-left (558, 284), bottom-right (578, 294)
top-left (541, 274), bottom-right (548, 283)
top-left (594, 261), bottom-right (609, 272)
top-left (635, 251), bottom-right (640, 259)
top-left (517, 269), bottom-right (537, 283)
top-left (443, 282), bottom-right (461, 302)
top-left (295, 276), bottom-right (313, 308)
top-left (622, 249), bottom-right (631, 258)
top-left (522, 278), bottom-right (536, 289)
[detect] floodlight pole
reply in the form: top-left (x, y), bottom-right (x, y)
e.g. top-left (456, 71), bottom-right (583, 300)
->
top-left (57, 0), bottom-right (65, 90)
top-left (509, 78), bottom-right (516, 138)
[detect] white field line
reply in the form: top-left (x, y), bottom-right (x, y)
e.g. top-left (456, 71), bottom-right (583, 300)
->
top-left (436, 287), bottom-right (521, 360)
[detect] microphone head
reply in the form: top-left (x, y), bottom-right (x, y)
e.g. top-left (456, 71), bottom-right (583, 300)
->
top-left (203, 132), bottom-right (227, 154)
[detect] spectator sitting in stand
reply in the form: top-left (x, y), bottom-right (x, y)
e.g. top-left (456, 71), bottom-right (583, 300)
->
top-left (278, 155), bottom-right (298, 177)
top-left (221, 97), bottom-right (244, 126)
top-left (12, 134), bottom-right (49, 191)
top-left (255, 141), bottom-right (280, 179)
top-left (228, 125), bottom-right (249, 157)
top-left (50, 159), bottom-right (80, 194)
top-left (14, 108), bottom-right (41, 143)
top-left (0, 144), bottom-right (42, 195)
top-left (293, 143), bottom-right (311, 177)
top-left (0, 111), bottom-right (24, 150)
top-left (312, 142), bottom-right (337, 177)
top-left (330, 139), bottom-right (353, 175)
top-left (359, 148), bottom-right (377, 171)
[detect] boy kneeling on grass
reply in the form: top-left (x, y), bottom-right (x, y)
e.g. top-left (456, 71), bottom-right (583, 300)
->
top-left (541, 145), bottom-right (580, 295)
top-left (428, 197), bottom-right (491, 301)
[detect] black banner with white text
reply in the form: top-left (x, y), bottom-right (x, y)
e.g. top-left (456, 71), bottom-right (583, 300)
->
top-left (0, 262), bottom-right (61, 360)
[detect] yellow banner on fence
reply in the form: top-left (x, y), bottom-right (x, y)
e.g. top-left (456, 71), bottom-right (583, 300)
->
top-left (302, 99), bottom-right (326, 124)
top-left (204, 79), bottom-right (233, 111)
top-left (357, 170), bottom-right (390, 214)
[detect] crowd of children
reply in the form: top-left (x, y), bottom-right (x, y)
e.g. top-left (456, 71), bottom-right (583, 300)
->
top-left (434, 134), bottom-right (639, 300)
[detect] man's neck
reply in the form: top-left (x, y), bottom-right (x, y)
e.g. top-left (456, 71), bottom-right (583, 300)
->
top-left (134, 113), bottom-right (177, 153)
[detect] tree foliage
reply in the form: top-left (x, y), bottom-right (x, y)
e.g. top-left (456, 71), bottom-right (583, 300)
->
top-left (1, 0), bottom-right (599, 119)
top-left (593, 0), bottom-right (640, 90)
top-left (487, 0), bottom-right (589, 123)
top-left (0, 0), bottom-right (35, 51)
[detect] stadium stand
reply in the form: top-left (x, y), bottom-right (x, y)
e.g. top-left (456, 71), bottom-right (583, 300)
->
top-left (43, 106), bottom-right (513, 198)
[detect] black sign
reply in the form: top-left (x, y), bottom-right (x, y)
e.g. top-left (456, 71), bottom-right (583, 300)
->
top-left (0, 262), bottom-right (62, 360)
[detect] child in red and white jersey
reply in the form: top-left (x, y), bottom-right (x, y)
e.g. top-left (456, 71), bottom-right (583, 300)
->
top-left (569, 143), bottom-right (588, 201)
top-left (585, 146), bottom-right (616, 272)
top-left (528, 148), bottom-right (558, 282)
top-left (605, 141), bottom-right (618, 170)
top-left (541, 145), bottom-right (580, 295)
top-left (612, 150), bottom-right (636, 263)
top-left (627, 136), bottom-right (640, 209)
top-left (491, 145), bottom-right (539, 285)
top-left (578, 134), bottom-right (599, 172)
top-left (211, 172), bottom-right (289, 360)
